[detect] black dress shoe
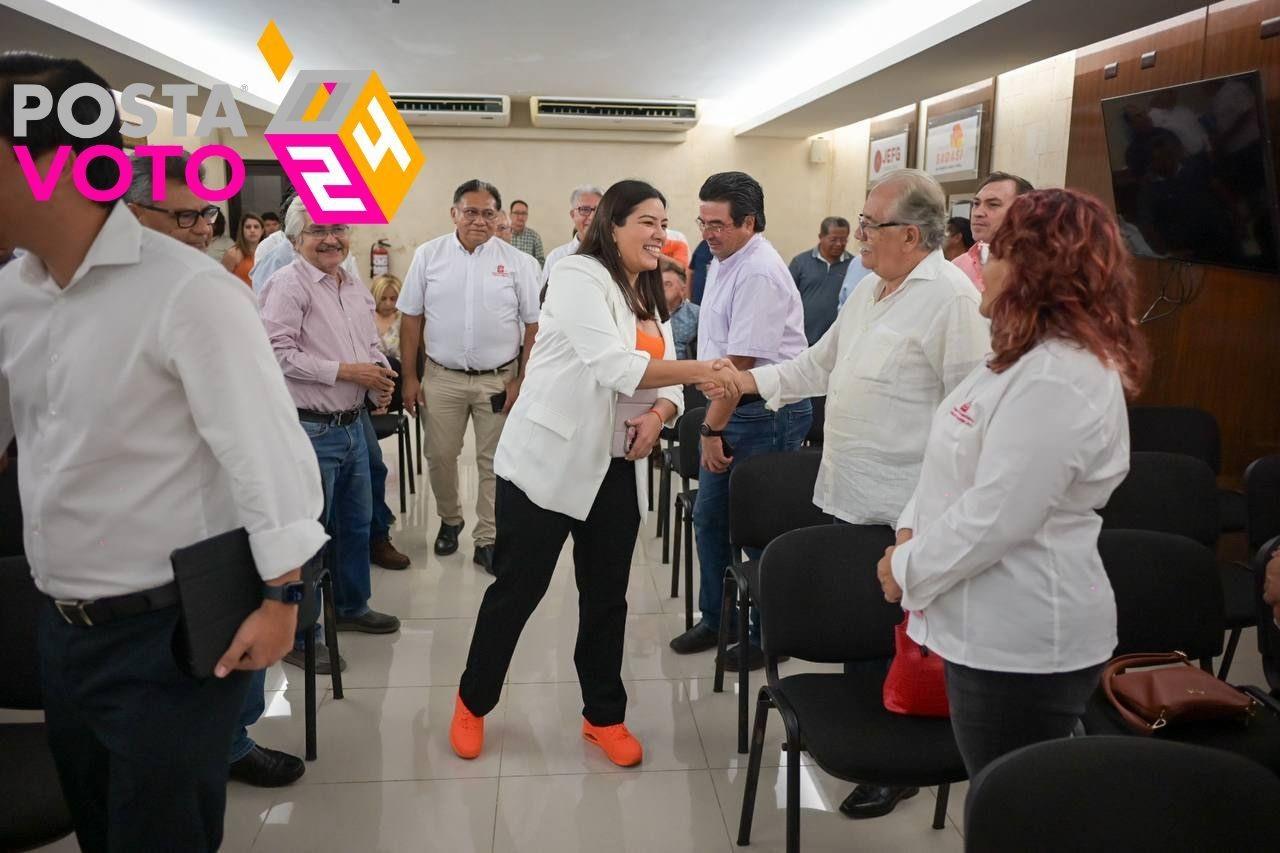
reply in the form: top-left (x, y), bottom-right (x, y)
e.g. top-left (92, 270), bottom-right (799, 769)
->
top-left (434, 520), bottom-right (465, 556)
top-left (669, 622), bottom-right (719, 654)
top-left (473, 544), bottom-right (495, 575)
top-left (283, 643), bottom-right (347, 674)
top-left (229, 745), bottom-right (306, 788)
top-left (839, 784), bottom-right (920, 819)
top-left (718, 642), bottom-right (767, 671)
top-left (335, 610), bottom-right (401, 634)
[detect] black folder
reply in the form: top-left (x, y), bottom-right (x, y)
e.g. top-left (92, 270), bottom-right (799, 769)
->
top-left (169, 528), bottom-right (263, 679)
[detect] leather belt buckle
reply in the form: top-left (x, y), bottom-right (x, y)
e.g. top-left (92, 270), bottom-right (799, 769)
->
top-left (54, 599), bottom-right (94, 626)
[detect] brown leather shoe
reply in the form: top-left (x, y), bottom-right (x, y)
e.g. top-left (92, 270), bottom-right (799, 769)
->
top-left (370, 537), bottom-right (410, 570)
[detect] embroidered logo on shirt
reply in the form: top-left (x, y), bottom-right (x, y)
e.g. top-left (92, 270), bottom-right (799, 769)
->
top-left (493, 264), bottom-right (510, 278)
top-left (949, 401), bottom-right (976, 426)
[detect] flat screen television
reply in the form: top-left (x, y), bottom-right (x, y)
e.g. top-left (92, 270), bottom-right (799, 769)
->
top-left (1101, 71), bottom-right (1280, 274)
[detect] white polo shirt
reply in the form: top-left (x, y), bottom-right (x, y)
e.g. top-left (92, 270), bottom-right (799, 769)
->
top-left (398, 233), bottom-right (540, 371)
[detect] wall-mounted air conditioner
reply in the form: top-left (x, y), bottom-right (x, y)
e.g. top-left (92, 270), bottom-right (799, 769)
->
top-left (529, 97), bottom-right (698, 131)
top-left (390, 93), bottom-right (511, 127)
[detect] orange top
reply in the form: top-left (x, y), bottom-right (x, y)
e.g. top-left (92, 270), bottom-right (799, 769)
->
top-left (232, 252), bottom-right (254, 287)
top-left (636, 326), bottom-right (665, 359)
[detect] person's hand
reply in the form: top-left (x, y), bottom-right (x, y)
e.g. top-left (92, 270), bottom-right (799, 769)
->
top-left (699, 359), bottom-right (742, 401)
top-left (1264, 550), bottom-right (1280, 622)
top-left (214, 599), bottom-right (299, 678)
top-left (371, 406), bottom-right (388, 415)
top-left (701, 434), bottom-right (732, 473)
top-left (372, 386), bottom-right (393, 410)
top-left (402, 376), bottom-right (422, 417)
top-left (625, 409), bottom-right (664, 461)
top-left (339, 363), bottom-right (397, 394)
top-left (878, 545), bottom-right (903, 604)
top-left (896, 528), bottom-right (913, 546)
top-left (502, 377), bottom-right (522, 415)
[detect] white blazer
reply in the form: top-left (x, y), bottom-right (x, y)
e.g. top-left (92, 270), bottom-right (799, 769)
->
top-left (494, 254), bottom-right (684, 520)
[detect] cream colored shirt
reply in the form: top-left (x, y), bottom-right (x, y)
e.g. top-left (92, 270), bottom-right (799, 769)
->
top-left (751, 250), bottom-right (989, 525)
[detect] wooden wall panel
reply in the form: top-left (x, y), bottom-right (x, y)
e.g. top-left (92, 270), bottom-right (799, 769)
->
top-left (1066, 3), bottom-right (1280, 483)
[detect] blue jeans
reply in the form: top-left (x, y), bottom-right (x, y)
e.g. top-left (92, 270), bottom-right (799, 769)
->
top-left (360, 410), bottom-right (395, 542)
top-left (229, 668), bottom-right (267, 762)
top-left (295, 418), bottom-right (373, 648)
top-left (693, 399), bottom-right (812, 644)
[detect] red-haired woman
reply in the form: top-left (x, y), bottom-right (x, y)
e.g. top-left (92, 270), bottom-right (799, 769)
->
top-left (876, 188), bottom-right (1149, 778)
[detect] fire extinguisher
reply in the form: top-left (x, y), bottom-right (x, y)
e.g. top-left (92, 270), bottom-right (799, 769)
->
top-left (370, 239), bottom-right (390, 278)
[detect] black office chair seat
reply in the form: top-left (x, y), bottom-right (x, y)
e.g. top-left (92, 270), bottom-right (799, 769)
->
top-left (0, 723), bottom-right (74, 851)
top-left (1219, 489), bottom-right (1247, 534)
top-left (775, 671), bottom-right (966, 787)
top-left (1082, 688), bottom-right (1280, 776)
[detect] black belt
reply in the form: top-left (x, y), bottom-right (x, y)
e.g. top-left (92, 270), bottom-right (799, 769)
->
top-left (428, 356), bottom-right (516, 376)
top-left (298, 407), bottom-right (363, 426)
top-left (50, 581), bottom-right (179, 627)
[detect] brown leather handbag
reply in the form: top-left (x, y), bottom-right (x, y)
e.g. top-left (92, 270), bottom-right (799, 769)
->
top-left (1102, 651), bottom-right (1258, 735)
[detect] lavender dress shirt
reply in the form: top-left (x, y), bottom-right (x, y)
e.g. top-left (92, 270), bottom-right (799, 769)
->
top-left (696, 233), bottom-right (807, 365)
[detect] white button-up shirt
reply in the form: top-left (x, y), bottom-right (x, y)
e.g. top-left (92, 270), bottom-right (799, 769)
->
top-left (891, 339), bottom-right (1130, 673)
top-left (0, 204), bottom-right (327, 600)
top-left (541, 235), bottom-right (580, 287)
top-left (751, 250), bottom-right (990, 524)
top-left (398, 234), bottom-right (540, 371)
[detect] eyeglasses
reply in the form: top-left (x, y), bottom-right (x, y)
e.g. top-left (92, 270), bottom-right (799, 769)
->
top-left (301, 225), bottom-right (351, 238)
top-left (457, 208), bottom-right (499, 222)
top-left (856, 214), bottom-right (910, 234)
top-left (574, 205), bottom-right (597, 218)
top-left (695, 218), bottom-right (735, 235)
top-left (134, 203), bottom-right (219, 229)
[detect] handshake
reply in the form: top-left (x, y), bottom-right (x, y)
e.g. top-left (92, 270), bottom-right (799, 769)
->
top-left (695, 358), bottom-right (755, 401)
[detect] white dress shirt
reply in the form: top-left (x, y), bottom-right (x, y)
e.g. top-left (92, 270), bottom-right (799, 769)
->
top-left (495, 255), bottom-right (683, 520)
top-left (541, 235), bottom-right (580, 286)
top-left (891, 339), bottom-right (1130, 673)
top-left (0, 203), bottom-right (327, 600)
top-left (752, 250), bottom-right (990, 525)
top-left (398, 233), bottom-right (540, 371)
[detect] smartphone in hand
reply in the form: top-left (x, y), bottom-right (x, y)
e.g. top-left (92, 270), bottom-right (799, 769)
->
top-left (624, 425), bottom-right (638, 455)
top-left (489, 391), bottom-right (508, 414)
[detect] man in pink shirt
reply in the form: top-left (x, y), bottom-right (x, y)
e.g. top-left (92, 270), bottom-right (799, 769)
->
top-left (261, 209), bottom-right (402, 664)
top-left (953, 171), bottom-right (1034, 291)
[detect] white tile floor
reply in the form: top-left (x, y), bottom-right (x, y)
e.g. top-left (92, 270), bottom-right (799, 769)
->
top-left (28, 429), bottom-right (1273, 852)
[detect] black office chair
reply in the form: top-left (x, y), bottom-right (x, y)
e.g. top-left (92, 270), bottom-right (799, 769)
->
top-left (669, 407), bottom-right (704, 630)
top-left (655, 387), bottom-right (709, 561)
top-left (300, 546), bottom-right (345, 761)
top-left (716, 450), bottom-right (831, 754)
top-left (737, 525), bottom-right (963, 853)
top-left (803, 395), bottom-right (824, 447)
top-left (1083, 530), bottom-right (1280, 775)
top-left (1128, 405), bottom-right (1246, 533)
top-left (1099, 451), bottom-right (1254, 678)
top-left (0, 556), bottom-right (75, 852)
top-left (368, 355), bottom-right (416, 515)
top-left (965, 736), bottom-right (1280, 853)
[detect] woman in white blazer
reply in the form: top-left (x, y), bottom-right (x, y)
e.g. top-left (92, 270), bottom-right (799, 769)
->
top-left (876, 189), bottom-right (1149, 778)
top-left (450, 180), bottom-right (738, 767)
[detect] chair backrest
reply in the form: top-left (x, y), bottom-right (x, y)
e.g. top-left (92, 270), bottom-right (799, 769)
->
top-left (0, 556), bottom-right (45, 709)
top-left (1098, 529), bottom-right (1224, 660)
top-left (1128, 405), bottom-right (1222, 474)
top-left (729, 450), bottom-right (831, 551)
top-left (1099, 451), bottom-right (1220, 547)
top-left (1245, 455), bottom-right (1280, 553)
top-left (757, 524), bottom-right (899, 663)
top-left (386, 354), bottom-right (404, 414)
top-left (673, 406), bottom-right (704, 481)
top-left (0, 444), bottom-right (23, 558)
top-left (965, 736), bottom-right (1280, 853)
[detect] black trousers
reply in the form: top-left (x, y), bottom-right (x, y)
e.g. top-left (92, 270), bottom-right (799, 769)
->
top-left (38, 602), bottom-right (251, 853)
top-left (944, 659), bottom-right (1104, 780)
top-left (459, 459), bottom-right (640, 726)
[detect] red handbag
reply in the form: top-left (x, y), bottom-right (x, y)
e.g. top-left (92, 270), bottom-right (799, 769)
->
top-left (882, 614), bottom-right (950, 717)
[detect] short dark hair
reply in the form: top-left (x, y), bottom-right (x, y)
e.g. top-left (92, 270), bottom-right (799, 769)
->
top-left (575, 179), bottom-right (669, 322)
top-left (510, 199), bottom-right (529, 212)
top-left (0, 52), bottom-right (124, 208)
top-left (699, 171), bottom-right (765, 232)
top-left (124, 149), bottom-right (201, 205)
top-left (819, 216), bottom-right (850, 236)
top-left (453, 178), bottom-right (501, 210)
top-left (979, 171), bottom-right (1034, 195)
top-left (946, 216), bottom-right (975, 249)
top-left (261, 211), bottom-right (281, 224)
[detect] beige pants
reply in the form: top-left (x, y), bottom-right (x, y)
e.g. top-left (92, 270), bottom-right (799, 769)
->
top-left (423, 358), bottom-right (515, 547)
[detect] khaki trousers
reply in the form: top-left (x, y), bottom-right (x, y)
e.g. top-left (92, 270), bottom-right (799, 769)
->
top-left (423, 358), bottom-right (515, 547)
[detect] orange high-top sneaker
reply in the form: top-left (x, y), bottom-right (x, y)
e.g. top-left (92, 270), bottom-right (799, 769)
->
top-left (582, 719), bottom-right (643, 767)
top-left (450, 694), bottom-right (484, 759)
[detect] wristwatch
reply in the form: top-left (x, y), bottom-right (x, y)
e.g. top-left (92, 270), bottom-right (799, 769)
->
top-left (699, 423), bottom-right (726, 438)
top-left (262, 581), bottom-right (306, 605)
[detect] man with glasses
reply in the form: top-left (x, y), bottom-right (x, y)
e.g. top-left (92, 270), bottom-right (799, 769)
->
top-left (126, 155), bottom-right (310, 790)
top-left (668, 171), bottom-right (810, 669)
top-left (541, 184), bottom-right (603, 287)
top-left (716, 169), bottom-right (989, 820)
top-left (261, 203), bottom-right (402, 665)
top-left (508, 199), bottom-right (544, 266)
top-left (398, 179), bottom-right (540, 573)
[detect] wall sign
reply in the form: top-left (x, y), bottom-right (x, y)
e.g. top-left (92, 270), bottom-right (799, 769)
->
top-left (925, 105), bottom-right (983, 182)
top-left (868, 131), bottom-right (909, 185)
